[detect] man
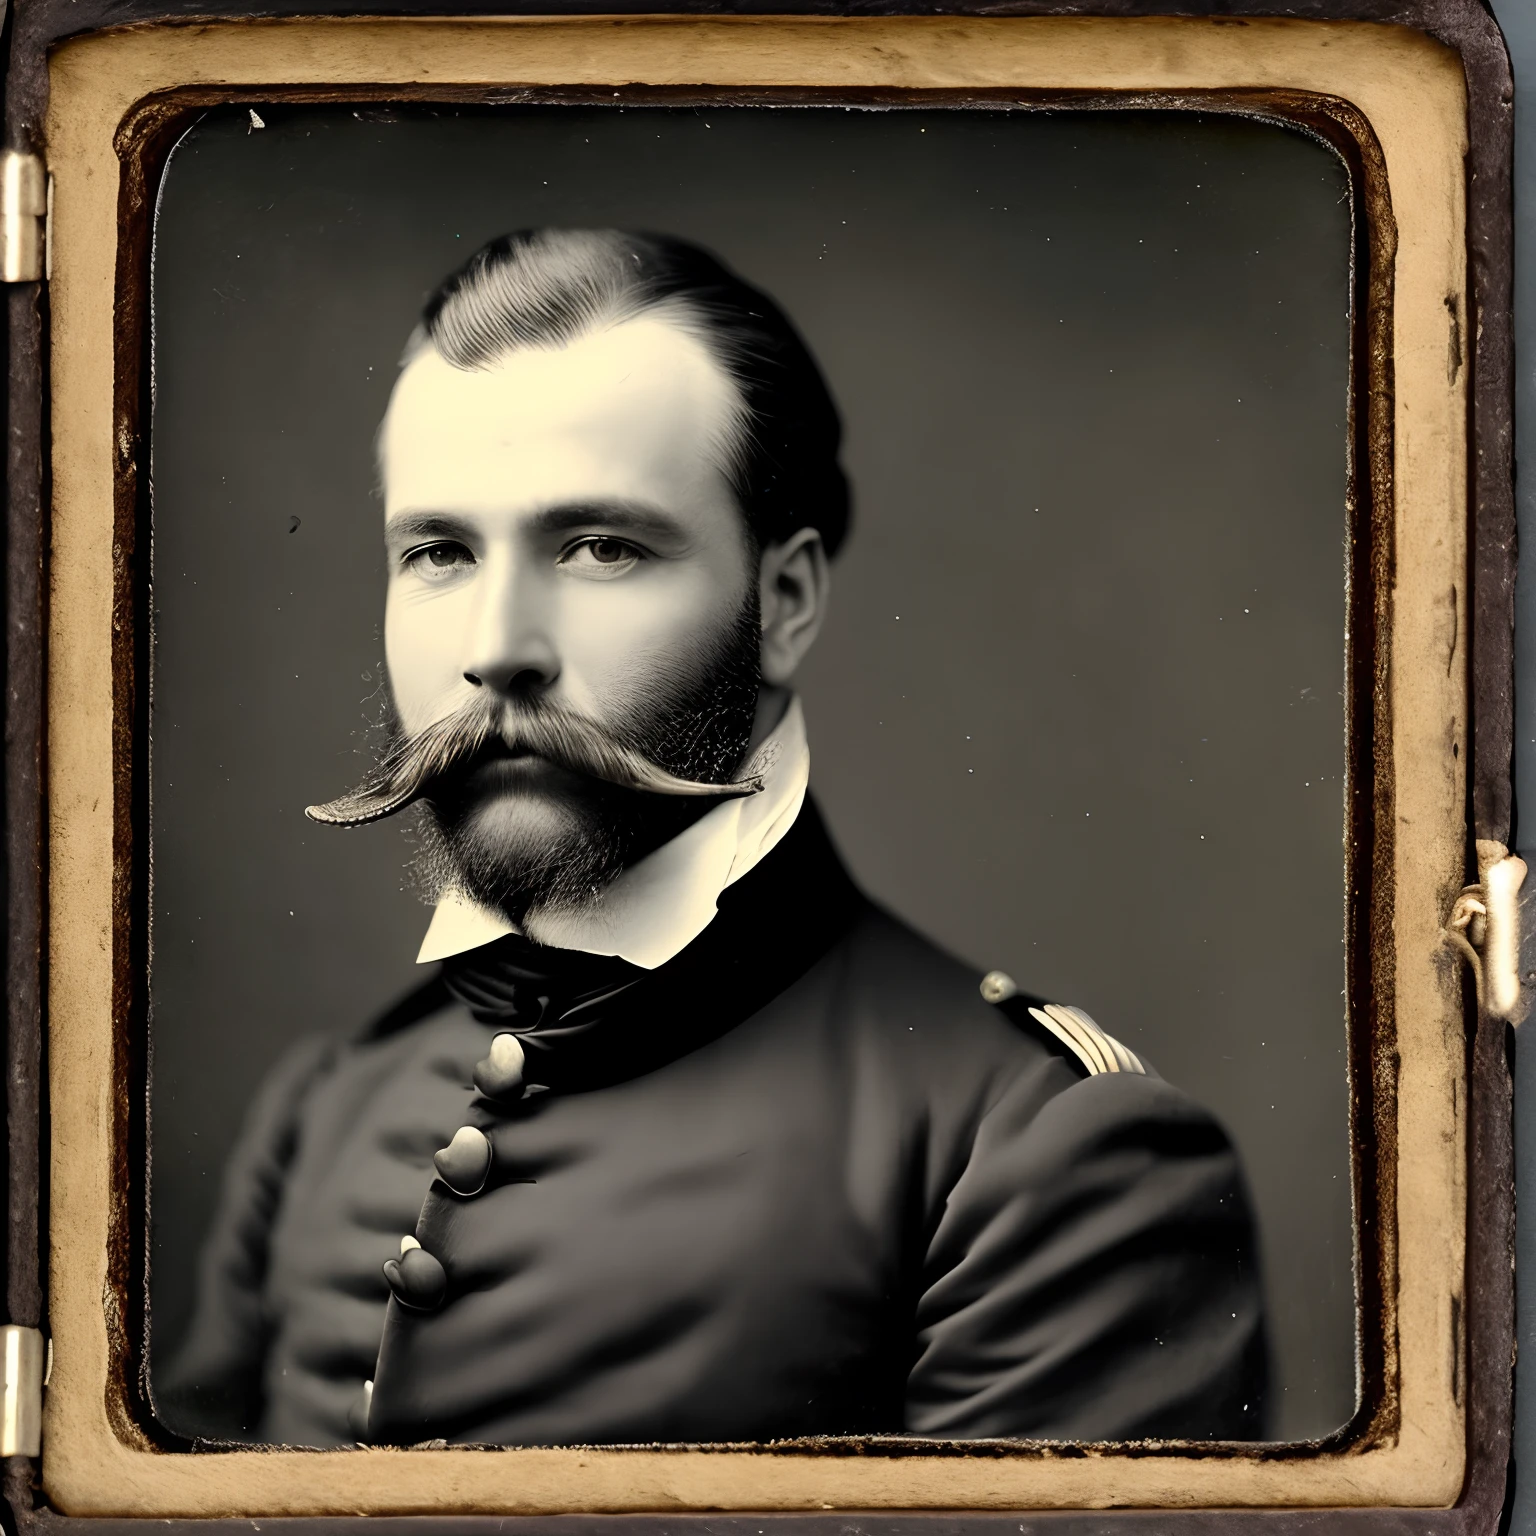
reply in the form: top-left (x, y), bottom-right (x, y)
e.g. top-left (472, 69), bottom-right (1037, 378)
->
top-left (158, 229), bottom-right (1266, 1448)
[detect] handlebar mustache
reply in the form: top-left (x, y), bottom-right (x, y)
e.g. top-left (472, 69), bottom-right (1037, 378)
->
top-left (306, 694), bottom-right (763, 829)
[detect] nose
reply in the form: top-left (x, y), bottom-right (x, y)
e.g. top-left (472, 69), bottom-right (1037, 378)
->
top-left (461, 559), bottom-right (560, 697)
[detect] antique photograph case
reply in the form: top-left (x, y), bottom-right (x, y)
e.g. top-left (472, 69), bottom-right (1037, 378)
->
top-left (8, 2), bottom-right (1517, 1529)
top-left (148, 96), bottom-right (1354, 1452)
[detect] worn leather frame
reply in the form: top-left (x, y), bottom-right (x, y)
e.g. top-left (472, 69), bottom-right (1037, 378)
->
top-left (0, 0), bottom-right (1515, 1529)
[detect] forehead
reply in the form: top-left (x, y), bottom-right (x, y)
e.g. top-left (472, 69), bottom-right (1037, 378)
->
top-left (380, 313), bottom-right (744, 515)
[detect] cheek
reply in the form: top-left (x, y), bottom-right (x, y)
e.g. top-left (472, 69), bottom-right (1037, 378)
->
top-left (384, 586), bottom-right (467, 733)
top-left (558, 569), bottom-right (749, 709)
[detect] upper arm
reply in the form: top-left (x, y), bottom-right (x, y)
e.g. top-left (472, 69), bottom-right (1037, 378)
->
top-left (907, 1069), bottom-right (1266, 1441)
top-left (152, 1034), bottom-right (336, 1440)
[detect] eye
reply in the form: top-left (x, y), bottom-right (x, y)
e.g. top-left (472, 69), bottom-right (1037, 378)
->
top-left (558, 536), bottom-right (644, 578)
top-left (403, 541), bottom-right (476, 583)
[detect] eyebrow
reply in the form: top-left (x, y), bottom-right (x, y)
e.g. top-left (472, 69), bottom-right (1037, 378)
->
top-left (384, 511), bottom-right (477, 543)
top-left (384, 501), bottom-right (690, 544)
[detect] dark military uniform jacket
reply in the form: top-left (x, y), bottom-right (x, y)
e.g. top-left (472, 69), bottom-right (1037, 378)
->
top-left (157, 803), bottom-right (1266, 1446)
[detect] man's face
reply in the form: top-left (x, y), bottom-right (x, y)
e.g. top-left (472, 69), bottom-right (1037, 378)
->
top-left (379, 314), bottom-right (761, 915)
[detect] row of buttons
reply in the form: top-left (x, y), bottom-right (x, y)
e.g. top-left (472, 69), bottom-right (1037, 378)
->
top-left (352, 1032), bottom-right (536, 1439)
top-left (382, 1030), bottom-right (530, 1310)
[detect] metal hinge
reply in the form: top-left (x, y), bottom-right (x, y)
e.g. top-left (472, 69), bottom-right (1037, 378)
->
top-left (0, 1325), bottom-right (45, 1456)
top-left (1445, 840), bottom-right (1529, 1022)
top-left (0, 152), bottom-right (47, 283)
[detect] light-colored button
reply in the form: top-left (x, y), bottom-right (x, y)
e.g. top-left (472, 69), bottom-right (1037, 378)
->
top-left (433, 1125), bottom-right (492, 1196)
top-left (473, 1031), bottom-right (526, 1101)
top-left (383, 1246), bottom-right (448, 1310)
top-left (980, 970), bottom-right (1019, 1004)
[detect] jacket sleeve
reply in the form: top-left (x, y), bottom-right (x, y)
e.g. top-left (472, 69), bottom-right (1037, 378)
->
top-left (152, 1034), bottom-right (336, 1441)
top-left (906, 1068), bottom-right (1267, 1440)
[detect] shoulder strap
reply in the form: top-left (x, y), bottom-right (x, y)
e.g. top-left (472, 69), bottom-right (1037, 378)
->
top-left (980, 970), bottom-right (1147, 1077)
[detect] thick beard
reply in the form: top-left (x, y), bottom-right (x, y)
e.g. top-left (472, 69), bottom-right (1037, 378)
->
top-left (410, 592), bottom-right (763, 925)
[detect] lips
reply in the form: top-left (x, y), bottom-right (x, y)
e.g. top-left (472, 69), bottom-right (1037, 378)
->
top-left (459, 747), bottom-right (579, 796)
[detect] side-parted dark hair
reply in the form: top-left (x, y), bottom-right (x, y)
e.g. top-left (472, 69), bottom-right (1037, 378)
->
top-left (411, 228), bottom-right (851, 557)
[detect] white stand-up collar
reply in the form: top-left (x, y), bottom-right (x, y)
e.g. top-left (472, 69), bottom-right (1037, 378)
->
top-left (416, 697), bottom-right (810, 971)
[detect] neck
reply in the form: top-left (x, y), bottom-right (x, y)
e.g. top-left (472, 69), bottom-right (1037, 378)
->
top-left (749, 684), bottom-right (791, 755)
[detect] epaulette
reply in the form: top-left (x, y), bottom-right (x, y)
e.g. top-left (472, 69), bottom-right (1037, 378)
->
top-left (979, 970), bottom-right (1147, 1077)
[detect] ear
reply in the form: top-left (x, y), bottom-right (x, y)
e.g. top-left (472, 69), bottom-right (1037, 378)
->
top-left (757, 527), bottom-right (830, 687)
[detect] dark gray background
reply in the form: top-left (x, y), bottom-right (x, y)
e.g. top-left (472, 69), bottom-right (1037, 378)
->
top-left (148, 103), bottom-right (1355, 1442)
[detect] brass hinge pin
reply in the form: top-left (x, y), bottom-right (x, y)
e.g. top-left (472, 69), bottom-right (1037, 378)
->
top-left (0, 152), bottom-right (47, 283)
top-left (0, 1325), bottom-right (44, 1456)
top-left (1445, 840), bottom-right (1529, 1022)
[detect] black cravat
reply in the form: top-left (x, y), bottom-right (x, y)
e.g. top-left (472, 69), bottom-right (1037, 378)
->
top-left (442, 933), bottom-right (639, 1030)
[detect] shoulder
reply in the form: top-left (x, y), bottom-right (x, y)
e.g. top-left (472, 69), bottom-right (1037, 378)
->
top-left (933, 1065), bottom-right (1258, 1356)
top-left (823, 910), bottom-right (1251, 1257)
top-left (242, 971), bottom-right (454, 1125)
top-left (980, 972), bottom-right (1149, 1079)
top-left (239, 981), bottom-right (471, 1157)
top-left (242, 1032), bottom-right (341, 1140)
top-left (204, 1032), bottom-right (342, 1224)
top-left (830, 903), bottom-right (1146, 1085)
top-left (943, 1054), bottom-right (1252, 1262)
top-left (304, 986), bottom-right (485, 1115)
